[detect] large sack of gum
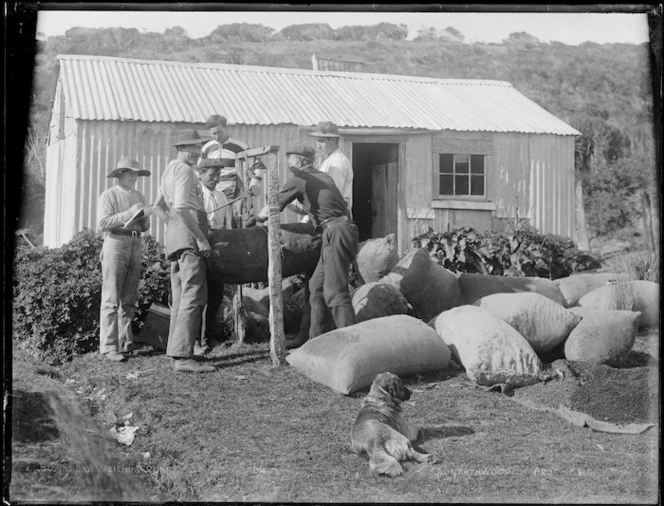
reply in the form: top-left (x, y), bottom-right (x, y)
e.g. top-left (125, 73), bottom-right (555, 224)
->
top-left (577, 280), bottom-right (659, 328)
top-left (430, 305), bottom-right (542, 387)
top-left (286, 315), bottom-right (451, 395)
top-left (356, 234), bottom-right (399, 283)
top-left (380, 248), bottom-right (461, 322)
top-left (554, 272), bottom-right (633, 307)
top-left (472, 292), bottom-right (581, 355)
top-left (564, 307), bottom-right (641, 364)
top-left (458, 273), bottom-right (567, 307)
top-left (351, 282), bottom-right (409, 322)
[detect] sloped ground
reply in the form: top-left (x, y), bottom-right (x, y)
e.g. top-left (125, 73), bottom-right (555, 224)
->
top-left (9, 329), bottom-right (659, 503)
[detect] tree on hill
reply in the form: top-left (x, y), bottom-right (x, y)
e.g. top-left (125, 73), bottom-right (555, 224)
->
top-left (209, 23), bottom-right (274, 43)
top-left (504, 32), bottom-right (541, 47)
top-left (414, 26), bottom-right (438, 41)
top-left (279, 23), bottom-right (334, 41)
top-left (164, 26), bottom-right (189, 38)
top-left (333, 23), bottom-right (408, 41)
top-left (441, 26), bottom-right (464, 42)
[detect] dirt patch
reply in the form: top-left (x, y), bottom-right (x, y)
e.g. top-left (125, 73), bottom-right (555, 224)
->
top-left (513, 330), bottom-right (659, 425)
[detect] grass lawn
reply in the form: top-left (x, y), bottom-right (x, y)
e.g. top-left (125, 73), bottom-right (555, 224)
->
top-left (9, 329), bottom-right (659, 503)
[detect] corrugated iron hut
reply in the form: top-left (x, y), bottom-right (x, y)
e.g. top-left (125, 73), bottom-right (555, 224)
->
top-left (45, 54), bottom-right (580, 253)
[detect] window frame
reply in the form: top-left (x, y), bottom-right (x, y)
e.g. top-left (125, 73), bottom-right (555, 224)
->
top-left (435, 152), bottom-right (487, 200)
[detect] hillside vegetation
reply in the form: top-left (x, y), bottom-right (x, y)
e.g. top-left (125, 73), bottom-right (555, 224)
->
top-left (24, 23), bottom-right (658, 254)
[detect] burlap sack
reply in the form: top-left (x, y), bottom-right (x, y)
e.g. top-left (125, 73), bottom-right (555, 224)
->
top-left (351, 282), bottom-right (409, 322)
top-left (286, 315), bottom-right (451, 395)
top-left (380, 248), bottom-right (461, 322)
top-left (473, 292), bottom-right (581, 355)
top-left (564, 307), bottom-right (641, 364)
top-left (430, 305), bottom-right (542, 387)
top-left (555, 272), bottom-right (632, 307)
top-left (578, 280), bottom-right (659, 328)
top-left (356, 234), bottom-right (399, 283)
top-left (459, 273), bottom-right (567, 306)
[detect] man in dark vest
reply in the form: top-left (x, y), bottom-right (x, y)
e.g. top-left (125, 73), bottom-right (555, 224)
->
top-left (252, 144), bottom-right (359, 345)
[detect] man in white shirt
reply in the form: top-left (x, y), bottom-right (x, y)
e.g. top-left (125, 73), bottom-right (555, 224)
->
top-left (196, 158), bottom-right (234, 232)
top-left (194, 157), bottom-right (234, 353)
top-left (200, 114), bottom-right (267, 204)
top-left (309, 121), bottom-right (353, 214)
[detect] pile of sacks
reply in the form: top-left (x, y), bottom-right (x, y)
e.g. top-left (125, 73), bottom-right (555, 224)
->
top-left (287, 238), bottom-right (659, 394)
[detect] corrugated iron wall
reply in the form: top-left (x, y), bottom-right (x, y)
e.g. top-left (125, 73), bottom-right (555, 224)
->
top-left (399, 132), bottom-right (576, 255)
top-left (403, 133), bottom-right (434, 252)
top-left (44, 120), bottom-right (313, 248)
top-left (527, 134), bottom-right (575, 238)
top-left (44, 119), bottom-right (575, 250)
top-left (493, 132), bottom-right (575, 237)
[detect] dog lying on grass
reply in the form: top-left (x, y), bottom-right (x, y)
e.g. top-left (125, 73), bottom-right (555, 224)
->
top-left (351, 372), bottom-right (434, 477)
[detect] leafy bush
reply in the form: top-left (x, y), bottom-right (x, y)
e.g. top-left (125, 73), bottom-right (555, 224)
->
top-left (12, 229), bottom-right (170, 364)
top-left (411, 225), bottom-right (601, 279)
top-left (411, 227), bottom-right (490, 274)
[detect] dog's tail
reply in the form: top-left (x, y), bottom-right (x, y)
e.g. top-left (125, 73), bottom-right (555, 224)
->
top-left (369, 446), bottom-right (403, 477)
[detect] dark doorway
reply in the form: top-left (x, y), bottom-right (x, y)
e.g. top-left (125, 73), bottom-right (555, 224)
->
top-left (352, 143), bottom-right (399, 241)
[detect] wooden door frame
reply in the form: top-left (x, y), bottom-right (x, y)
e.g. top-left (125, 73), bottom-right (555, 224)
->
top-left (345, 134), bottom-right (405, 249)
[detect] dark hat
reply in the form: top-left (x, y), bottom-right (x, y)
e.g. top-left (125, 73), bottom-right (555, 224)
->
top-left (107, 157), bottom-right (151, 178)
top-left (285, 144), bottom-right (316, 161)
top-left (173, 129), bottom-right (205, 146)
top-left (309, 121), bottom-right (342, 138)
top-left (196, 157), bottom-right (236, 170)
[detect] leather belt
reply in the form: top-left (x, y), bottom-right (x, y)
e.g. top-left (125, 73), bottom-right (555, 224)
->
top-left (319, 215), bottom-right (349, 231)
top-left (110, 229), bottom-right (141, 237)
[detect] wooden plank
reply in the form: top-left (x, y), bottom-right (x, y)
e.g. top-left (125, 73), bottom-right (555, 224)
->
top-left (265, 149), bottom-right (287, 365)
top-left (234, 155), bottom-right (248, 345)
top-left (432, 131), bottom-right (494, 154)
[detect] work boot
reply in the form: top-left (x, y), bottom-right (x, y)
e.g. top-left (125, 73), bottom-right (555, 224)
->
top-left (173, 358), bottom-right (216, 373)
top-left (286, 334), bottom-right (309, 350)
top-left (104, 351), bottom-right (127, 363)
top-left (193, 342), bottom-right (209, 356)
top-left (123, 342), bottom-right (138, 354)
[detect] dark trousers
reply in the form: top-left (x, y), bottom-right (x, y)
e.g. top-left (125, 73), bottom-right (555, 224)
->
top-left (308, 222), bottom-right (359, 338)
top-left (203, 279), bottom-right (225, 344)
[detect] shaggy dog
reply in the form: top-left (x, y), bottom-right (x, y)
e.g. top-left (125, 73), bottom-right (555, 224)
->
top-left (351, 372), bottom-right (433, 477)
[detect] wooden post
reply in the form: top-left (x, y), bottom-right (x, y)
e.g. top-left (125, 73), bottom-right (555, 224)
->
top-left (264, 148), bottom-right (287, 365)
top-left (233, 156), bottom-right (247, 345)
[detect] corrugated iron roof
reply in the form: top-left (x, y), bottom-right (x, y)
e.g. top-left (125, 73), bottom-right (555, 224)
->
top-left (56, 54), bottom-right (580, 135)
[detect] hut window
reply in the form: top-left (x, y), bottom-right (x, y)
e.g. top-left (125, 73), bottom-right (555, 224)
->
top-left (438, 154), bottom-right (485, 197)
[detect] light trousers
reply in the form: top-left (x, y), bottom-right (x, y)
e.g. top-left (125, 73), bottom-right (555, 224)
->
top-left (99, 235), bottom-right (142, 354)
top-left (167, 250), bottom-right (208, 358)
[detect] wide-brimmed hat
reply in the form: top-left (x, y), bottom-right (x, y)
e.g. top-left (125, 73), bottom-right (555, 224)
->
top-left (285, 144), bottom-right (316, 161)
top-left (196, 157), bottom-right (236, 170)
top-left (309, 121), bottom-right (342, 138)
top-left (107, 157), bottom-right (151, 178)
top-left (173, 129), bottom-right (205, 146)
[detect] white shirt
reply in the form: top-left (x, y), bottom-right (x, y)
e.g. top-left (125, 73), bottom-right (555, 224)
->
top-left (320, 149), bottom-right (353, 211)
top-left (201, 185), bottom-right (233, 231)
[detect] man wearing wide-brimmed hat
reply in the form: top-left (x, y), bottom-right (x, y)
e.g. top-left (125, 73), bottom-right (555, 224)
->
top-left (97, 157), bottom-right (152, 362)
top-left (309, 121), bottom-right (353, 214)
top-left (158, 128), bottom-right (216, 373)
